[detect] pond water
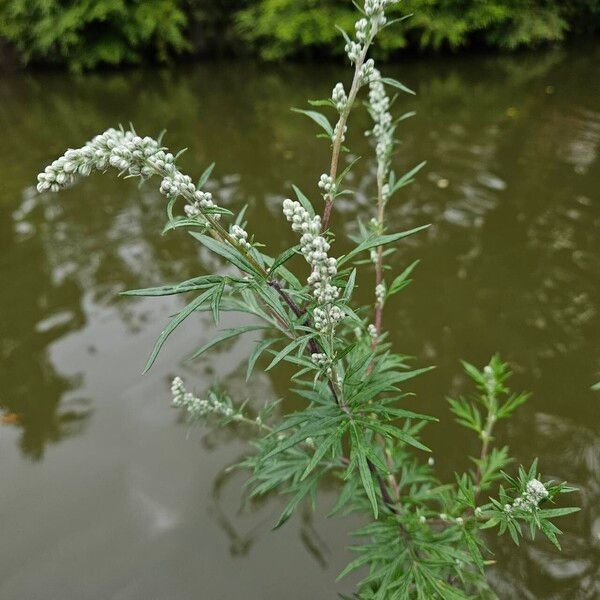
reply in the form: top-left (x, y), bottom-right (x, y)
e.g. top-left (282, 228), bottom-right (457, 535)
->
top-left (0, 44), bottom-right (599, 599)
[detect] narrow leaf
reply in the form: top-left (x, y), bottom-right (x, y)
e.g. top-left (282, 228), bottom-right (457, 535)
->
top-left (189, 325), bottom-right (267, 361)
top-left (144, 288), bottom-right (213, 372)
top-left (291, 108), bottom-right (333, 137)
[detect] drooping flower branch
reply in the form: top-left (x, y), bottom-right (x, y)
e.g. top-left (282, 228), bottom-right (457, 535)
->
top-left (37, 128), bottom-right (223, 222)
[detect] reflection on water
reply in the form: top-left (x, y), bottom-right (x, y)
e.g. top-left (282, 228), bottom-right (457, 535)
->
top-left (0, 43), bottom-right (598, 599)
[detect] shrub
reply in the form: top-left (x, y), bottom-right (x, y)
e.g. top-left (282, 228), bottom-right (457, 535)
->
top-left (36, 1), bottom-right (578, 596)
top-left (2, 1), bottom-right (600, 69)
top-left (0, 0), bottom-right (189, 71)
top-left (236, 0), bottom-right (573, 60)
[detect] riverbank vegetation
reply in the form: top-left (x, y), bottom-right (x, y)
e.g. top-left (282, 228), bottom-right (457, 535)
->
top-left (1, 0), bottom-right (599, 71)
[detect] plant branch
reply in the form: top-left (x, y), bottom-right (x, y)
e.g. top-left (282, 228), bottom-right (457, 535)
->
top-left (321, 36), bottom-right (374, 232)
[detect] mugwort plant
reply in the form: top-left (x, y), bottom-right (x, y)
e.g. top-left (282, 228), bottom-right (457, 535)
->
top-left (37, 1), bottom-right (578, 597)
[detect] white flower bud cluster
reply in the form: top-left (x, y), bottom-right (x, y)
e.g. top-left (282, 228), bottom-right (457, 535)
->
top-left (355, 18), bottom-right (369, 42)
top-left (171, 376), bottom-right (234, 421)
top-left (183, 192), bottom-right (215, 218)
top-left (504, 479), bottom-right (549, 513)
top-left (314, 305), bottom-right (344, 331)
top-left (368, 323), bottom-right (378, 338)
top-left (375, 282), bottom-right (386, 306)
top-left (345, 40), bottom-right (363, 64)
top-left (333, 121), bottom-right (348, 143)
top-left (229, 224), bottom-right (251, 249)
top-left (282, 199), bottom-right (343, 332)
top-left (345, 0), bottom-right (398, 65)
top-left (483, 364), bottom-right (495, 395)
top-left (163, 182), bottom-right (220, 223)
top-left (381, 182), bottom-right (390, 201)
top-left (318, 173), bottom-right (336, 195)
top-left (364, 0), bottom-right (398, 29)
top-left (37, 127), bottom-right (221, 222)
top-left (360, 58), bottom-right (376, 84)
top-left (311, 353), bottom-right (329, 366)
top-left (36, 128), bottom-right (134, 192)
top-left (332, 83), bottom-right (348, 112)
top-left (367, 69), bottom-right (394, 165)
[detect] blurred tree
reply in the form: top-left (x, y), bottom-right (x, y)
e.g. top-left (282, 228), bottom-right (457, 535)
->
top-left (0, 0), bottom-right (189, 71)
top-left (0, 0), bottom-right (598, 69)
top-left (236, 0), bottom-right (596, 60)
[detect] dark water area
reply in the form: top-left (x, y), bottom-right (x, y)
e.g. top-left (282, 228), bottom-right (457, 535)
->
top-left (0, 44), bottom-right (599, 599)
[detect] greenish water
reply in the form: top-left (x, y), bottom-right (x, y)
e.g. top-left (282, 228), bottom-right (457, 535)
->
top-left (0, 46), bottom-right (599, 599)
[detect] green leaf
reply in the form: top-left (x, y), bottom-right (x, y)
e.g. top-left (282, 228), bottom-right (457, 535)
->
top-left (307, 99), bottom-right (334, 108)
top-left (121, 275), bottom-right (230, 297)
top-left (211, 281), bottom-right (225, 324)
top-left (246, 338), bottom-right (277, 381)
top-left (264, 422), bottom-right (342, 460)
top-left (336, 156), bottom-right (361, 186)
top-left (161, 217), bottom-right (208, 235)
top-left (189, 325), bottom-right (268, 361)
top-left (339, 225), bottom-right (430, 266)
top-left (387, 260), bottom-right (419, 297)
top-left (292, 184), bottom-right (315, 217)
top-left (497, 392), bottom-right (530, 419)
top-left (342, 268), bottom-right (357, 302)
top-left (269, 245), bottom-right (299, 275)
top-left (144, 288), bottom-right (214, 373)
top-left (300, 431), bottom-right (342, 481)
top-left (197, 162), bottom-right (215, 188)
top-left (389, 161), bottom-right (427, 195)
top-left (235, 204), bottom-right (249, 227)
top-left (273, 478), bottom-right (316, 529)
top-left (380, 76), bottom-right (416, 95)
top-left (166, 195), bottom-right (178, 221)
top-left (265, 336), bottom-right (308, 371)
top-left (368, 405), bottom-right (438, 422)
top-left (261, 253), bottom-right (302, 290)
top-left (362, 420), bottom-right (431, 453)
top-left (291, 108), bottom-right (333, 137)
top-left (335, 25), bottom-right (353, 47)
top-left (350, 424), bottom-right (379, 519)
top-left (329, 478), bottom-right (359, 517)
top-left (253, 283), bottom-right (292, 327)
top-left (538, 507), bottom-right (580, 518)
top-left (190, 232), bottom-right (262, 276)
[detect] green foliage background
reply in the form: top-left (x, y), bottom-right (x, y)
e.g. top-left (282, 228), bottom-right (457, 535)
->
top-left (0, 0), bottom-right (599, 69)
top-left (0, 0), bottom-right (189, 71)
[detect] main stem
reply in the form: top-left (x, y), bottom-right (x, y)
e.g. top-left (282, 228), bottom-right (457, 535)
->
top-left (312, 34), bottom-right (402, 514)
top-left (474, 393), bottom-right (497, 492)
top-left (174, 39), bottom-right (399, 515)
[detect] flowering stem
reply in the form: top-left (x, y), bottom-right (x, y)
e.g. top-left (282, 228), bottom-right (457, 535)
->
top-left (372, 169), bottom-right (386, 349)
top-left (233, 414), bottom-right (273, 433)
top-left (474, 394), bottom-right (497, 492)
top-left (321, 36), bottom-right (374, 232)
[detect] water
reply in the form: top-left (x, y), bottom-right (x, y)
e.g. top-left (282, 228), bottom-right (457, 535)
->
top-left (0, 45), bottom-right (599, 599)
